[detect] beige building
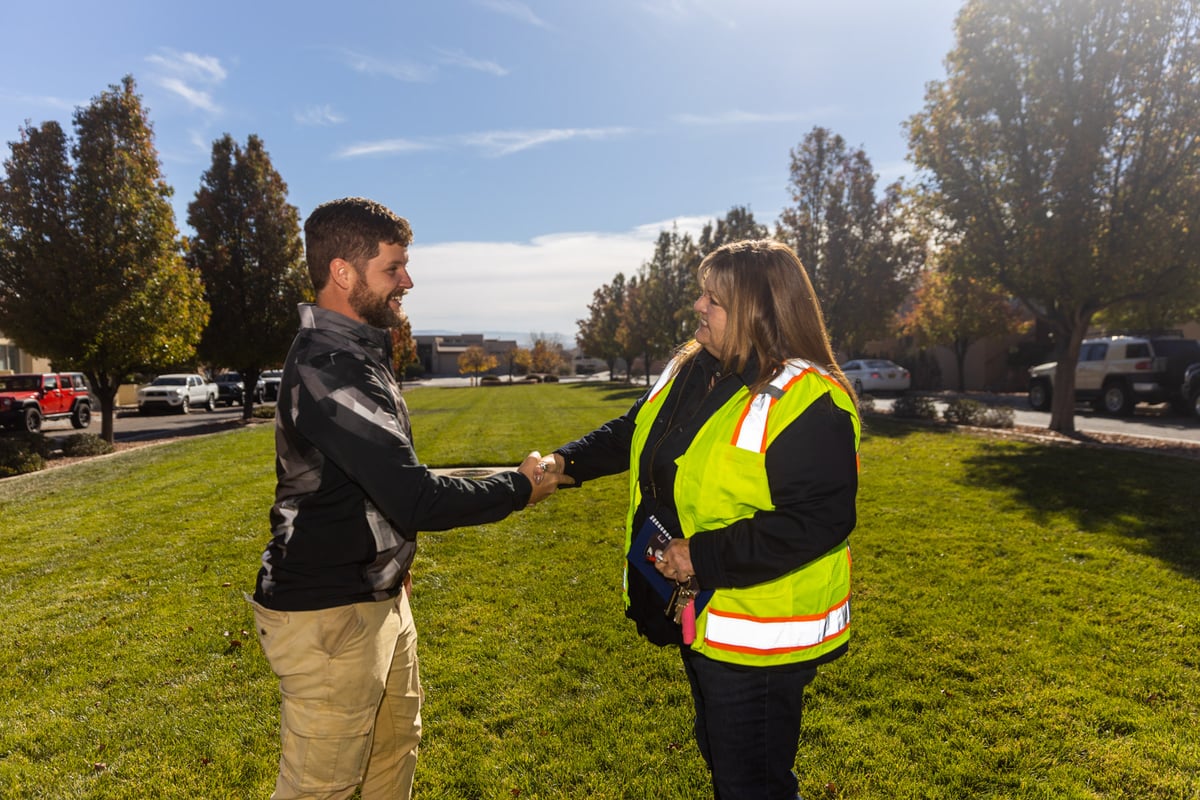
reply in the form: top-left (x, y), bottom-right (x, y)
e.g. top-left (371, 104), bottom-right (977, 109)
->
top-left (0, 333), bottom-right (49, 374)
top-left (415, 334), bottom-right (519, 377)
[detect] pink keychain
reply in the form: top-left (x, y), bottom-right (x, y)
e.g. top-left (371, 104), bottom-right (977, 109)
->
top-left (681, 598), bottom-right (696, 644)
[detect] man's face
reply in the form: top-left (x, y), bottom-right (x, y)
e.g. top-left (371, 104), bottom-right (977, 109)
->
top-left (347, 242), bottom-right (413, 329)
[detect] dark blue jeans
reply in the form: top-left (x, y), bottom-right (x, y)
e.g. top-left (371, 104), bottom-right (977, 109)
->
top-left (681, 648), bottom-right (817, 800)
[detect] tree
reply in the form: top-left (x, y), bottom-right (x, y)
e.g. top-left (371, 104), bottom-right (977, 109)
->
top-left (641, 226), bottom-right (701, 356)
top-left (391, 316), bottom-right (420, 385)
top-left (907, 0), bottom-right (1200, 432)
top-left (529, 336), bottom-right (565, 375)
top-left (777, 126), bottom-right (923, 357)
top-left (507, 347), bottom-right (532, 380)
top-left (898, 252), bottom-right (1028, 392)
top-left (0, 76), bottom-right (208, 442)
top-left (617, 276), bottom-right (658, 386)
top-left (457, 345), bottom-right (496, 386)
top-left (186, 134), bottom-right (311, 419)
top-left (576, 273), bottom-right (627, 379)
top-left (698, 205), bottom-right (769, 255)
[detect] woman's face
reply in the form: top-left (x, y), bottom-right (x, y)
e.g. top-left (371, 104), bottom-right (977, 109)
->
top-left (693, 280), bottom-right (728, 358)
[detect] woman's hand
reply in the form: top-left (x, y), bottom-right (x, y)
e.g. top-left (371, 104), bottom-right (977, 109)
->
top-left (655, 538), bottom-right (694, 583)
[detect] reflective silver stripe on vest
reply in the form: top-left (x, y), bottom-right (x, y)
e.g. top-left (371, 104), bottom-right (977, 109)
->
top-left (646, 359), bottom-right (679, 404)
top-left (731, 359), bottom-right (826, 452)
top-left (704, 592), bottom-right (851, 655)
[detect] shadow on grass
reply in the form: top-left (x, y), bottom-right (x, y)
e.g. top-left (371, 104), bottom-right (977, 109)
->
top-left (864, 414), bottom-right (1200, 579)
top-left (565, 382), bottom-right (647, 403)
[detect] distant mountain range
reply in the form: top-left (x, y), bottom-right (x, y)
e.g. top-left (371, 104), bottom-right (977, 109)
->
top-left (413, 330), bottom-right (574, 348)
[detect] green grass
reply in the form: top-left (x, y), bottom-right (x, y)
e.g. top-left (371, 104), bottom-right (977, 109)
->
top-left (1, 383), bottom-right (1197, 799)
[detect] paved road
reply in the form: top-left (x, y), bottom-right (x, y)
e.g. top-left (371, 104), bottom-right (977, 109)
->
top-left (871, 394), bottom-right (1200, 445)
top-left (36, 404), bottom-right (256, 443)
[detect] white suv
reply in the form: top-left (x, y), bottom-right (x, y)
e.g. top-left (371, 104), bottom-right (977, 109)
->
top-left (1027, 334), bottom-right (1200, 416)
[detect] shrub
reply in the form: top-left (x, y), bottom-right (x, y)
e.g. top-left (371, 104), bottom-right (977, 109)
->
top-left (252, 406), bottom-right (276, 420)
top-left (0, 437), bottom-right (46, 477)
top-left (942, 398), bottom-right (985, 425)
top-left (891, 394), bottom-right (939, 420)
top-left (61, 433), bottom-right (115, 457)
top-left (857, 394), bottom-right (877, 414)
top-left (942, 398), bottom-right (1015, 429)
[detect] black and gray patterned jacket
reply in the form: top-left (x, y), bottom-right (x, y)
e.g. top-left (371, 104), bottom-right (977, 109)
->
top-left (253, 304), bottom-right (532, 611)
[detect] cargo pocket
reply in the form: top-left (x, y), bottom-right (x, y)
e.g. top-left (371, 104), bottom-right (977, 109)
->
top-left (279, 694), bottom-right (377, 792)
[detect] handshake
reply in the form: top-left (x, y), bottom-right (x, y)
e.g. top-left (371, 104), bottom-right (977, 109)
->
top-left (517, 451), bottom-right (575, 505)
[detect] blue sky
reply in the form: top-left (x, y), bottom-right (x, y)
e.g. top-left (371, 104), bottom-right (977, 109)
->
top-left (2, 0), bottom-right (962, 341)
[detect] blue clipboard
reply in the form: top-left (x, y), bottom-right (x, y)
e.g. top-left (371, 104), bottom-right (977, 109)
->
top-left (627, 515), bottom-right (713, 613)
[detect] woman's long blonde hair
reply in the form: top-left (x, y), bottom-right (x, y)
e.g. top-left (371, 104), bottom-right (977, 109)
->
top-left (680, 239), bottom-right (855, 400)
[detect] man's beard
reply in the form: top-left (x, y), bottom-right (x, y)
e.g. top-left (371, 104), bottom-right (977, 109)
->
top-left (349, 281), bottom-right (405, 329)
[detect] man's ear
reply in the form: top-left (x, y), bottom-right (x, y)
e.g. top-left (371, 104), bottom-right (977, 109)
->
top-left (330, 258), bottom-right (355, 290)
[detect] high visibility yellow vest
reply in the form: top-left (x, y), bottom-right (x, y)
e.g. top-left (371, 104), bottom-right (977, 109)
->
top-left (625, 356), bottom-right (860, 667)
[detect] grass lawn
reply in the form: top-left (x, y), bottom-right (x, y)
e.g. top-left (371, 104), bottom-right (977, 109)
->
top-left (0, 383), bottom-right (1197, 799)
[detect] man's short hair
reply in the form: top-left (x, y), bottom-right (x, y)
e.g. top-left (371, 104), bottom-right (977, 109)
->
top-left (304, 197), bottom-right (413, 291)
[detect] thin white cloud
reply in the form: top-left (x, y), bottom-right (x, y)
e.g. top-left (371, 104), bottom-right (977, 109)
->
top-left (334, 126), bottom-right (632, 160)
top-left (460, 126), bottom-right (632, 156)
top-left (673, 109), bottom-right (808, 126)
top-left (145, 48), bottom-right (226, 113)
top-left (639, 0), bottom-right (738, 29)
top-left (435, 47), bottom-right (509, 77)
top-left (295, 104), bottom-right (346, 126)
top-left (157, 78), bottom-right (220, 114)
top-left (406, 214), bottom-right (719, 336)
top-left (335, 138), bottom-right (437, 159)
top-left (146, 50), bottom-right (227, 83)
top-left (337, 49), bottom-right (435, 82)
top-left (475, 0), bottom-right (550, 28)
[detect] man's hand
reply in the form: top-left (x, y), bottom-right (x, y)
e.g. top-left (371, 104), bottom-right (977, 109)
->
top-left (518, 451), bottom-right (572, 505)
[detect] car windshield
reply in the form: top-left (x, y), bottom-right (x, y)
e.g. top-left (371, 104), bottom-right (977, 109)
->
top-left (864, 360), bottom-right (898, 369)
top-left (0, 376), bottom-right (38, 391)
top-left (152, 376), bottom-right (187, 386)
top-left (217, 374), bottom-right (241, 382)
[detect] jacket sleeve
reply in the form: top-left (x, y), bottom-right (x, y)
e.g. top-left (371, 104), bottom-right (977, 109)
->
top-left (688, 394), bottom-right (858, 589)
top-left (294, 353), bottom-right (532, 536)
top-left (552, 393), bottom-right (646, 484)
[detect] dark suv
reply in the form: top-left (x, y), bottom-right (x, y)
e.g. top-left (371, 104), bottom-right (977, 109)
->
top-left (214, 372), bottom-right (245, 407)
top-left (1183, 362), bottom-right (1200, 419)
top-left (0, 372), bottom-right (93, 432)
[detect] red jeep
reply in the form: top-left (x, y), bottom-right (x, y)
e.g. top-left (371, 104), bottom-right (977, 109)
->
top-left (0, 372), bottom-right (93, 433)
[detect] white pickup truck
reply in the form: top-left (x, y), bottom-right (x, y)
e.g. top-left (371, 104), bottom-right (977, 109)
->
top-left (136, 373), bottom-right (219, 414)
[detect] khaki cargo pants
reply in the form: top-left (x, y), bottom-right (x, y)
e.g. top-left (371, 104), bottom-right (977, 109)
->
top-left (250, 591), bottom-right (422, 800)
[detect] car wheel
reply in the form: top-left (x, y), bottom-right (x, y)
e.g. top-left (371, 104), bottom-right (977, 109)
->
top-left (23, 406), bottom-right (42, 433)
top-left (71, 403), bottom-right (92, 429)
top-left (1028, 379), bottom-right (1052, 411)
top-left (853, 379), bottom-right (864, 396)
top-left (1101, 381), bottom-right (1134, 416)
top-left (180, 396), bottom-right (191, 415)
top-left (1192, 391), bottom-right (1200, 419)
top-left (205, 394), bottom-right (216, 412)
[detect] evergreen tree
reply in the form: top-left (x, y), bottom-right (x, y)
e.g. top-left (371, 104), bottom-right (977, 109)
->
top-left (0, 76), bottom-right (208, 441)
top-left (186, 133), bottom-right (311, 419)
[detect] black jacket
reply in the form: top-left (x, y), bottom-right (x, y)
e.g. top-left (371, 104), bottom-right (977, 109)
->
top-left (254, 304), bottom-right (533, 611)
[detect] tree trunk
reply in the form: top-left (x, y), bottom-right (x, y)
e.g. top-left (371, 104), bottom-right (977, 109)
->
top-left (1047, 316), bottom-right (1091, 434)
top-left (86, 373), bottom-right (121, 444)
top-left (954, 339), bottom-right (970, 393)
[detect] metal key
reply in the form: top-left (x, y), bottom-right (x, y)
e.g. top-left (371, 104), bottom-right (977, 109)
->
top-left (668, 579), bottom-right (698, 624)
